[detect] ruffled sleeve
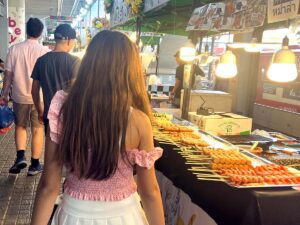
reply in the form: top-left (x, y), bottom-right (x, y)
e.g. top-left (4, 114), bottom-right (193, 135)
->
top-left (47, 90), bottom-right (66, 144)
top-left (127, 147), bottom-right (163, 169)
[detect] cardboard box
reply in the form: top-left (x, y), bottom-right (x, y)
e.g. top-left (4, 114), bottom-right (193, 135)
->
top-left (188, 112), bottom-right (252, 136)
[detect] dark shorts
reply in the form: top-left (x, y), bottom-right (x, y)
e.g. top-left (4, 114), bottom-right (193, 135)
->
top-left (13, 102), bottom-right (43, 128)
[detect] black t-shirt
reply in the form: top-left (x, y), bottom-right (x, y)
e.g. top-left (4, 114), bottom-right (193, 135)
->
top-left (174, 64), bottom-right (205, 99)
top-left (0, 58), bottom-right (4, 73)
top-left (31, 52), bottom-right (80, 120)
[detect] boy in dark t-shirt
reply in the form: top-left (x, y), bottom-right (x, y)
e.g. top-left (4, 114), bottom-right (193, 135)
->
top-left (31, 24), bottom-right (80, 134)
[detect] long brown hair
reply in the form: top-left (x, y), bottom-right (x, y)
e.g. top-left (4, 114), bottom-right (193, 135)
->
top-left (57, 30), bottom-right (151, 180)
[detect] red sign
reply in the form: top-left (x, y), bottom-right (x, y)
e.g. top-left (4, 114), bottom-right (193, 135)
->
top-left (8, 17), bottom-right (22, 44)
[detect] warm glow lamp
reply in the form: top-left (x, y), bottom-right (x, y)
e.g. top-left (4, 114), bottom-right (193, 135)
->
top-left (215, 50), bottom-right (237, 78)
top-left (180, 40), bottom-right (196, 62)
top-left (267, 36), bottom-right (298, 82)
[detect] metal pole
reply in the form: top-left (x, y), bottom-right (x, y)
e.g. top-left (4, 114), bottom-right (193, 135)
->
top-left (182, 64), bottom-right (195, 119)
top-left (208, 36), bottom-right (215, 80)
top-left (97, 0), bottom-right (100, 17)
top-left (155, 37), bottom-right (161, 76)
top-left (198, 37), bottom-right (203, 54)
top-left (0, 0), bottom-right (8, 60)
top-left (136, 17), bottom-right (142, 46)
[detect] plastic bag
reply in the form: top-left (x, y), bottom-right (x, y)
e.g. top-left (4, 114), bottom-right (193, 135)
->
top-left (0, 126), bottom-right (12, 134)
top-left (0, 106), bottom-right (14, 129)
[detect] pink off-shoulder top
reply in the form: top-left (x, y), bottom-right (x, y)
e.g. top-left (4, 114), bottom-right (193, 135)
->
top-left (48, 90), bottom-right (163, 201)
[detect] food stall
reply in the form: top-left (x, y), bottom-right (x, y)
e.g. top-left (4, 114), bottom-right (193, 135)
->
top-left (152, 112), bottom-right (300, 225)
top-left (151, 0), bottom-right (300, 224)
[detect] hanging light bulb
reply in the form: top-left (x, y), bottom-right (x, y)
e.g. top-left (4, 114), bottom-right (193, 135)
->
top-left (267, 36), bottom-right (298, 82)
top-left (244, 38), bottom-right (261, 53)
top-left (215, 50), bottom-right (237, 78)
top-left (180, 40), bottom-right (196, 62)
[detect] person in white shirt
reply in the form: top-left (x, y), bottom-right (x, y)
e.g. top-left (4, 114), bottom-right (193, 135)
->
top-left (0, 18), bottom-right (49, 176)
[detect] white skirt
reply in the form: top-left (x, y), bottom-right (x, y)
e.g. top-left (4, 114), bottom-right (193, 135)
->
top-left (51, 193), bottom-right (149, 225)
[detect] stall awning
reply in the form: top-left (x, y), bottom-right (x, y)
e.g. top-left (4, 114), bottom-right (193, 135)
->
top-left (114, 0), bottom-right (215, 36)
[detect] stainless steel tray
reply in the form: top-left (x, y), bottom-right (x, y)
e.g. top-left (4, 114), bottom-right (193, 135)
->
top-left (155, 114), bottom-right (300, 189)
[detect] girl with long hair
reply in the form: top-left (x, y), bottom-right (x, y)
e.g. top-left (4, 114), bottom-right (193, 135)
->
top-left (31, 30), bottom-right (165, 225)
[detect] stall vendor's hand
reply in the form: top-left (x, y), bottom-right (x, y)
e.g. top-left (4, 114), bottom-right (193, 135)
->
top-left (0, 96), bottom-right (8, 106)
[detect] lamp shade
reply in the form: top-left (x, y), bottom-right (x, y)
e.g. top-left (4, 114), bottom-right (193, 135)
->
top-left (267, 43), bottom-right (298, 82)
top-left (180, 40), bottom-right (196, 62)
top-left (215, 50), bottom-right (237, 78)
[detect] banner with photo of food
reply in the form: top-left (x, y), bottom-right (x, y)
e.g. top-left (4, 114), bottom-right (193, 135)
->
top-left (268, 0), bottom-right (300, 23)
top-left (110, 0), bottom-right (131, 27)
top-left (187, 0), bottom-right (267, 32)
top-left (186, 5), bottom-right (209, 31)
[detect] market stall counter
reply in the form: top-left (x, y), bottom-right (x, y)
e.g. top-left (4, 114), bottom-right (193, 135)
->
top-left (155, 142), bottom-right (300, 225)
top-left (152, 112), bottom-right (300, 225)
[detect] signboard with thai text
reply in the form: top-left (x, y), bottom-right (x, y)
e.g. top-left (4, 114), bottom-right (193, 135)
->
top-left (268, 0), bottom-right (300, 23)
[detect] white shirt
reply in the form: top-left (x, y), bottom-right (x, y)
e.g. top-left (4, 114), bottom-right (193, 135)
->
top-left (5, 39), bottom-right (49, 104)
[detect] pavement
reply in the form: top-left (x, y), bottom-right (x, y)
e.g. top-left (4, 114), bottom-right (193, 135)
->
top-left (0, 125), bottom-right (43, 225)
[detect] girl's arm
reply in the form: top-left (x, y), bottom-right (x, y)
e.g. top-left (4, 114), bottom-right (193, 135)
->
top-left (31, 130), bottom-right (63, 225)
top-left (135, 111), bottom-right (165, 225)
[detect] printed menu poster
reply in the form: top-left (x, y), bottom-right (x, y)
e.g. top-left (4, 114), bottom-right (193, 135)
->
top-left (187, 0), bottom-right (266, 32)
top-left (245, 0), bottom-right (266, 29)
top-left (186, 5), bottom-right (209, 31)
top-left (211, 2), bottom-right (225, 31)
top-left (268, 0), bottom-right (300, 23)
top-left (110, 0), bottom-right (131, 27)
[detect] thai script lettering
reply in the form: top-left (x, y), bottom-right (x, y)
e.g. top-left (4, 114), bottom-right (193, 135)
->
top-left (272, 0), bottom-right (296, 16)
